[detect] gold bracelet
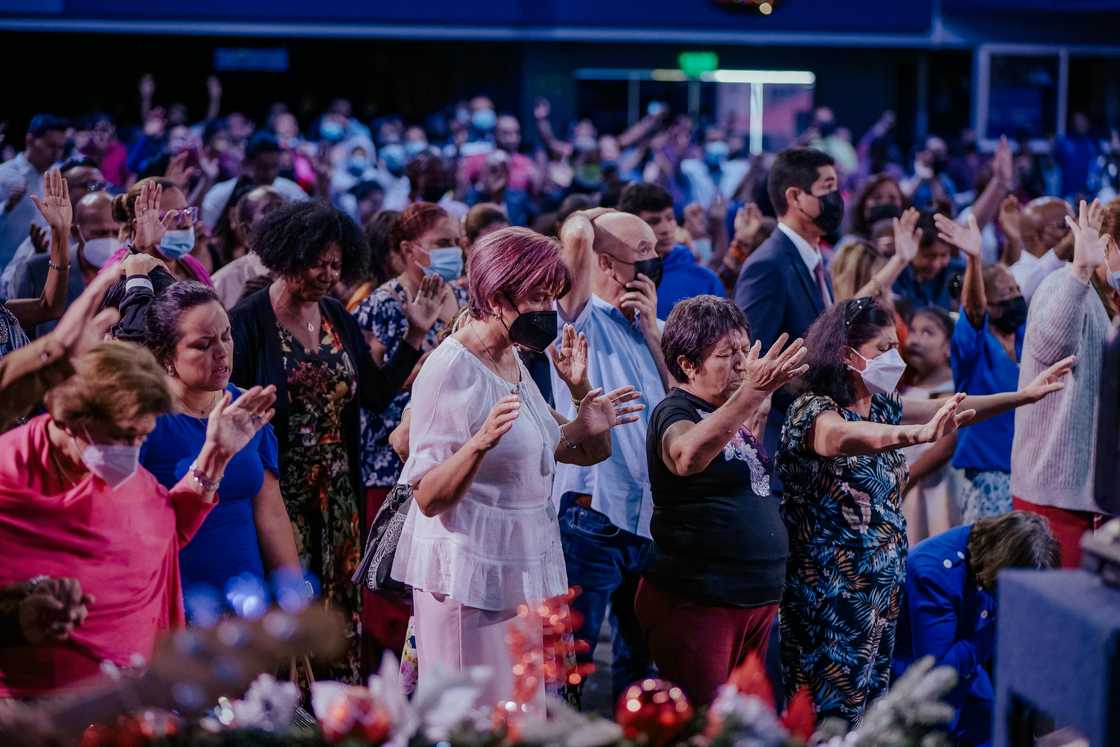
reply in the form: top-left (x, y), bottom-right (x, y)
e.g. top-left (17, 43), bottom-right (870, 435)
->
top-left (47, 259), bottom-right (69, 272)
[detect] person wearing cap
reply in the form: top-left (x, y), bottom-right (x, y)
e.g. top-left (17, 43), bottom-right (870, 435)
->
top-left (0, 114), bottom-right (69, 270)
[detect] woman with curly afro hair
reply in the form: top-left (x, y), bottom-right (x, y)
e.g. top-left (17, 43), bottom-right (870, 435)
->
top-left (228, 200), bottom-right (443, 681)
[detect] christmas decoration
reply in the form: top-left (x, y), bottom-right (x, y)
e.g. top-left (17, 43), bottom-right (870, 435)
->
top-left (614, 679), bottom-right (694, 747)
top-left (229, 675), bottom-right (301, 731)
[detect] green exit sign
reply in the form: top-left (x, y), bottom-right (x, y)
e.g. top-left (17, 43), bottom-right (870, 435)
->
top-left (678, 51), bottom-right (719, 78)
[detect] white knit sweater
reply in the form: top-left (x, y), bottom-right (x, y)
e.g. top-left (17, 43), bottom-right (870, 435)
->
top-left (1011, 267), bottom-right (1112, 513)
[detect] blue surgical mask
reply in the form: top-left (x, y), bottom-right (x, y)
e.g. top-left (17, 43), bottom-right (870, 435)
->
top-left (704, 141), bottom-right (730, 166)
top-left (692, 237), bottom-right (713, 264)
top-left (346, 155), bottom-right (368, 175)
top-left (319, 119), bottom-right (344, 143)
top-left (158, 227), bottom-right (195, 261)
top-left (404, 140), bottom-right (428, 158)
top-left (471, 108), bottom-right (497, 133)
top-left (423, 246), bottom-right (464, 282)
top-left (380, 144), bottom-right (406, 176)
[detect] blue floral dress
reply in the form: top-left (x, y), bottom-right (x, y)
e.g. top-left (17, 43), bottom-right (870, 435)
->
top-left (353, 280), bottom-right (468, 488)
top-left (776, 392), bottom-right (909, 727)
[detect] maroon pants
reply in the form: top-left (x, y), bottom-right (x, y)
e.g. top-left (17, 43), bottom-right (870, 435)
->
top-left (361, 486), bottom-right (411, 675)
top-left (634, 578), bottom-right (778, 706)
top-left (1012, 496), bottom-right (1109, 569)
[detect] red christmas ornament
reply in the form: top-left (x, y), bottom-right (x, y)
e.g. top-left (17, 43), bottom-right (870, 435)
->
top-left (615, 678), bottom-right (694, 747)
top-left (319, 687), bottom-right (392, 744)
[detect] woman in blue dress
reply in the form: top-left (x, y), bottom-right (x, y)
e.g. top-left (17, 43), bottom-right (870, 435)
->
top-left (140, 281), bottom-right (300, 601)
top-left (777, 296), bottom-right (1073, 726)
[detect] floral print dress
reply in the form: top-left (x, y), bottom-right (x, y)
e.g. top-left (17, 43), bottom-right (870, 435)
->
top-left (278, 317), bottom-right (362, 683)
top-left (0, 303), bottom-right (29, 360)
top-left (776, 392), bottom-right (909, 728)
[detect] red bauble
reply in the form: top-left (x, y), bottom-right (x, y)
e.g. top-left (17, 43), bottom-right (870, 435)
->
top-left (320, 687), bottom-right (393, 744)
top-left (615, 678), bottom-right (694, 747)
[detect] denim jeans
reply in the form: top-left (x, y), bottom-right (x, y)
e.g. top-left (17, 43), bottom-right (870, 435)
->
top-left (558, 493), bottom-right (654, 703)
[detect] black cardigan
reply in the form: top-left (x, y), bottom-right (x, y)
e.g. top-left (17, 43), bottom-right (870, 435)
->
top-left (228, 287), bottom-right (422, 505)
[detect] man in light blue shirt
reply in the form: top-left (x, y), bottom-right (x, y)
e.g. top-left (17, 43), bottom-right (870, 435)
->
top-left (0, 115), bottom-right (68, 271)
top-left (552, 209), bottom-right (670, 703)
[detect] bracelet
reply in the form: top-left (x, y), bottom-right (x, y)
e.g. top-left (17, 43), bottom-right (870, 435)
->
top-left (559, 425), bottom-right (579, 450)
top-left (572, 396), bottom-right (583, 409)
top-left (187, 461), bottom-right (221, 493)
top-left (47, 259), bottom-right (69, 272)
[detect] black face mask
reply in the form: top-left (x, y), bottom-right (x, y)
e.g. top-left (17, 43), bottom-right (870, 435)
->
top-left (507, 310), bottom-right (558, 353)
top-left (866, 202), bottom-right (902, 225)
top-left (811, 190), bottom-right (845, 234)
top-left (991, 296), bottom-right (1027, 333)
top-left (633, 257), bottom-right (664, 288)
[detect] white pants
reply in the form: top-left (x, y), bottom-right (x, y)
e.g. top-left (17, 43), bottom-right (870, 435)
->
top-left (412, 590), bottom-right (544, 712)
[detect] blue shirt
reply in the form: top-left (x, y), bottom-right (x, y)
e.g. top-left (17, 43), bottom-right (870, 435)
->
top-left (140, 384), bottom-right (279, 596)
top-left (893, 526), bottom-right (996, 747)
top-left (656, 244), bottom-right (725, 320)
top-left (892, 255), bottom-right (965, 311)
top-left (950, 312), bottom-right (1022, 472)
top-left (551, 295), bottom-right (667, 538)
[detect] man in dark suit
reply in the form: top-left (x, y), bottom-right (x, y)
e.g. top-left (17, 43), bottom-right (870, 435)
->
top-left (734, 148), bottom-right (843, 477)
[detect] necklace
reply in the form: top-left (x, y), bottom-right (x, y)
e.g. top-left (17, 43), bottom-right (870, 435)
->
top-left (475, 331), bottom-right (520, 388)
top-left (181, 390), bottom-right (223, 420)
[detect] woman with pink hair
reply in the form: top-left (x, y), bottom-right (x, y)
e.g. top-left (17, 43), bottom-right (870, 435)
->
top-left (391, 227), bottom-right (642, 709)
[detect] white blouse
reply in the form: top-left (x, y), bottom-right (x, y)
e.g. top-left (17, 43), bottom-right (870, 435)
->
top-left (391, 337), bottom-right (567, 611)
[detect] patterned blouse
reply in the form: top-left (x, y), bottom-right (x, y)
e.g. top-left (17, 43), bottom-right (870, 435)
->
top-left (352, 279), bottom-right (468, 488)
top-left (0, 303), bottom-right (29, 360)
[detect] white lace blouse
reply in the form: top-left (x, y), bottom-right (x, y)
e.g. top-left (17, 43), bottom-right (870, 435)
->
top-left (391, 337), bottom-right (567, 611)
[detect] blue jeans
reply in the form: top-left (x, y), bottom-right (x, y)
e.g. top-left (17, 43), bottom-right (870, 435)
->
top-left (558, 493), bottom-right (654, 703)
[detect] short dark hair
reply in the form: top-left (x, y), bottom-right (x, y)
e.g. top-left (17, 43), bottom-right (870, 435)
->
top-left (916, 209), bottom-right (940, 248)
top-left (28, 113), bottom-right (69, 138)
top-left (252, 201), bottom-right (369, 283)
top-left (662, 295), bottom-right (751, 382)
top-left (767, 147), bottom-right (835, 217)
top-left (618, 182), bottom-right (673, 215)
top-left (464, 202), bottom-right (509, 244)
top-left (145, 281), bottom-right (223, 365)
top-left (910, 305), bottom-right (953, 339)
top-left (60, 156), bottom-right (98, 174)
top-left (245, 131), bottom-right (283, 161)
top-left (803, 297), bottom-right (895, 407)
top-left (968, 511), bottom-right (1060, 591)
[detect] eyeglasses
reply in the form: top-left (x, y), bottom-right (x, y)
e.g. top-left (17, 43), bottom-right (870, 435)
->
top-left (76, 179), bottom-right (107, 192)
top-left (159, 206), bottom-right (199, 228)
top-left (844, 296), bottom-right (876, 327)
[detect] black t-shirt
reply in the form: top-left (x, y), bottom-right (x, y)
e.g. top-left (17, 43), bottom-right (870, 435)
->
top-left (644, 388), bottom-right (789, 607)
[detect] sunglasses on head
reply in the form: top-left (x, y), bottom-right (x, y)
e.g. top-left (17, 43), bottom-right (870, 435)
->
top-left (844, 296), bottom-right (876, 327)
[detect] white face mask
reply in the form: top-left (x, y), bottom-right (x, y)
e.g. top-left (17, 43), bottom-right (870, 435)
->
top-left (78, 431), bottom-right (140, 489)
top-left (81, 238), bottom-right (120, 268)
top-left (849, 348), bottom-right (907, 396)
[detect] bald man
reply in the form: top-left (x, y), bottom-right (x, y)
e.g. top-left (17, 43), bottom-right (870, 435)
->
top-left (1010, 196), bottom-right (1074, 304)
top-left (551, 208), bottom-right (669, 702)
top-left (211, 186), bottom-right (286, 309)
top-left (12, 191), bottom-right (120, 337)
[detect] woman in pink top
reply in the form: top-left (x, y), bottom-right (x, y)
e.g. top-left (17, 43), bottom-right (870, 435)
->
top-left (0, 341), bottom-right (276, 697)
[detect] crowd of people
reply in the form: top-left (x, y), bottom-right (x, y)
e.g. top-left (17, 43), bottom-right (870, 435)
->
top-left (0, 77), bottom-right (1116, 747)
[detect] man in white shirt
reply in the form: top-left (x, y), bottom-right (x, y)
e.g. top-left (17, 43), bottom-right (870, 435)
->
top-left (0, 115), bottom-right (68, 273)
top-left (200, 131), bottom-right (307, 233)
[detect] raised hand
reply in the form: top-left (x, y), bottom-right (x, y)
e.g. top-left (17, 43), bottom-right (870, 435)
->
top-left (470, 394), bottom-right (521, 452)
top-left (683, 202), bottom-right (708, 239)
top-left (993, 135), bottom-right (1014, 188)
top-left (19, 578), bottom-right (93, 644)
top-left (571, 385), bottom-right (644, 439)
top-left (734, 202), bottom-right (765, 243)
top-left (892, 207), bottom-right (922, 263)
top-left (402, 273), bottom-right (444, 337)
top-left (548, 323), bottom-right (589, 397)
top-left (1067, 198), bottom-right (1108, 275)
top-left (207, 75), bottom-right (222, 101)
top-left (29, 168), bottom-right (71, 233)
top-left (533, 97), bottom-right (551, 121)
top-left (133, 179), bottom-right (176, 251)
top-left (741, 333), bottom-right (809, 395)
top-left (998, 194), bottom-right (1022, 244)
top-left (914, 393), bottom-right (975, 444)
top-left (205, 386), bottom-right (277, 457)
top-left (51, 261), bottom-right (123, 353)
top-left (28, 224), bottom-right (48, 255)
top-left (934, 212), bottom-right (982, 260)
top-left (709, 194), bottom-right (729, 224)
top-left (164, 151), bottom-right (197, 189)
top-left (139, 73), bottom-right (155, 100)
top-left (1022, 355), bottom-right (1075, 403)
